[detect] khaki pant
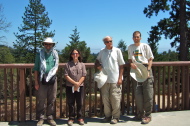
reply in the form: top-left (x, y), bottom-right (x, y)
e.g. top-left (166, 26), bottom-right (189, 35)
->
top-left (101, 83), bottom-right (122, 119)
top-left (36, 78), bottom-right (57, 120)
top-left (132, 70), bottom-right (154, 117)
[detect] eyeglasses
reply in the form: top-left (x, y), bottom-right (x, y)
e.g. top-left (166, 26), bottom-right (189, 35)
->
top-left (44, 43), bottom-right (53, 46)
top-left (71, 53), bottom-right (79, 55)
top-left (104, 40), bottom-right (112, 43)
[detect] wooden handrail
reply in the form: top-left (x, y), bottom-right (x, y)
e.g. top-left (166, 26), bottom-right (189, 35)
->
top-left (0, 61), bottom-right (190, 68)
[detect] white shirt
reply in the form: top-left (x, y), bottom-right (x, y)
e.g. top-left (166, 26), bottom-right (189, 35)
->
top-left (128, 43), bottom-right (154, 64)
top-left (97, 47), bottom-right (125, 83)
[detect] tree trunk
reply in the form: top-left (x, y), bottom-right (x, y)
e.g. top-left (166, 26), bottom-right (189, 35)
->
top-left (179, 0), bottom-right (187, 61)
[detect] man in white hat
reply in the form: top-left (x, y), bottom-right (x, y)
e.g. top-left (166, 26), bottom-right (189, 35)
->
top-left (95, 36), bottom-right (125, 124)
top-left (128, 31), bottom-right (154, 124)
top-left (33, 37), bottom-right (59, 126)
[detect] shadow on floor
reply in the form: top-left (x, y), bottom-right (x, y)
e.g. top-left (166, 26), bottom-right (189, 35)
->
top-left (7, 115), bottom-right (137, 126)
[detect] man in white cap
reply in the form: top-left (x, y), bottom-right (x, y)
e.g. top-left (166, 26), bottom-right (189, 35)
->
top-left (128, 31), bottom-right (154, 124)
top-left (95, 36), bottom-right (125, 124)
top-left (33, 37), bottom-right (59, 126)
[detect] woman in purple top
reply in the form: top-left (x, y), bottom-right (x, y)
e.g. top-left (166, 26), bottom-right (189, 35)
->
top-left (64, 49), bottom-right (87, 126)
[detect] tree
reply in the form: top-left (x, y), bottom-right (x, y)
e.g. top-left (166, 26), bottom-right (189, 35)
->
top-left (117, 39), bottom-right (127, 52)
top-left (13, 0), bottom-right (55, 63)
top-left (155, 49), bottom-right (179, 61)
top-left (0, 45), bottom-right (15, 63)
top-left (0, 4), bottom-right (11, 44)
top-left (144, 0), bottom-right (190, 61)
top-left (60, 26), bottom-right (94, 63)
top-left (117, 39), bottom-right (128, 61)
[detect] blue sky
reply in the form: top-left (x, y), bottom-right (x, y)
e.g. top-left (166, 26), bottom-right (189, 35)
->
top-left (1, 0), bottom-right (176, 53)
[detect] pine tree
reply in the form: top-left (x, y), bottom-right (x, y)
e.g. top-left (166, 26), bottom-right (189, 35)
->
top-left (13, 0), bottom-right (55, 63)
top-left (117, 39), bottom-right (128, 61)
top-left (144, 0), bottom-right (190, 60)
top-left (60, 26), bottom-right (94, 63)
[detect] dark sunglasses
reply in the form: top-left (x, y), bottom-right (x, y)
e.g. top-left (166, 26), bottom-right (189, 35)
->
top-left (71, 53), bottom-right (79, 55)
top-left (104, 40), bottom-right (112, 43)
top-left (44, 43), bottom-right (53, 46)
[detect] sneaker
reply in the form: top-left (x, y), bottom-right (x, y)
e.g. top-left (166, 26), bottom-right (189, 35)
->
top-left (68, 120), bottom-right (74, 126)
top-left (110, 118), bottom-right (119, 124)
top-left (102, 117), bottom-right (112, 123)
top-left (47, 119), bottom-right (56, 126)
top-left (141, 117), bottom-right (151, 124)
top-left (37, 119), bottom-right (44, 126)
top-left (78, 119), bottom-right (84, 125)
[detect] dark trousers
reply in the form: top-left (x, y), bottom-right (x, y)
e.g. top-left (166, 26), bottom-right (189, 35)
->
top-left (36, 78), bottom-right (57, 120)
top-left (66, 86), bottom-right (84, 120)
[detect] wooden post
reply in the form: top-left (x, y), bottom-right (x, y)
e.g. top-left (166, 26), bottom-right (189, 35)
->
top-left (19, 68), bottom-right (26, 121)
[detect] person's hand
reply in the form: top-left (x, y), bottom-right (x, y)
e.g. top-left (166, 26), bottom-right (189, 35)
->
top-left (35, 83), bottom-right (40, 90)
top-left (75, 82), bottom-right (81, 86)
top-left (148, 71), bottom-right (150, 78)
top-left (117, 78), bottom-right (123, 85)
top-left (130, 63), bottom-right (137, 69)
top-left (74, 85), bottom-right (80, 91)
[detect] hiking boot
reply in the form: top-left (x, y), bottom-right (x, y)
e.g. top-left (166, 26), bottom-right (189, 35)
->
top-left (68, 120), bottom-right (74, 126)
top-left (101, 117), bottom-right (112, 123)
top-left (78, 119), bottom-right (84, 125)
top-left (110, 118), bottom-right (119, 124)
top-left (134, 114), bottom-right (145, 121)
top-left (141, 117), bottom-right (151, 124)
top-left (47, 119), bottom-right (56, 126)
top-left (37, 119), bottom-right (44, 126)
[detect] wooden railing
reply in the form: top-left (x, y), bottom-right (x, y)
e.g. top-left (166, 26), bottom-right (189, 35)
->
top-left (0, 62), bottom-right (190, 121)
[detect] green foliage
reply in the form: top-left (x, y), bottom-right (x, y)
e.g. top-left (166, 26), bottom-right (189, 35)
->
top-left (13, 0), bottom-right (55, 63)
top-left (144, 0), bottom-right (190, 60)
top-left (154, 50), bottom-right (179, 61)
top-left (0, 45), bottom-right (15, 63)
top-left (60, 26), bottom-right (95, 63)
top-left (117, 39), bottom-right (128, 61)
top-left (117, 39), bottom-right (127, 52)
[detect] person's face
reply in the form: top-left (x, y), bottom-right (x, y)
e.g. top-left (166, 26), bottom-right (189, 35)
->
top-left (71, 50), bottom-right (80, 60)
top-left (43, 42), bottom-right (54, 50)
top-left (133, 33), bottom-right (141, 43)
top-left (104, 37), bottom-right (113, 49)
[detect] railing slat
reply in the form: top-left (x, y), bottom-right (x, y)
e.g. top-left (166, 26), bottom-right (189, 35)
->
top-left (167, 66), bottom-right (171, 111)
top-left (19, 68), bottom-right (26, 121)
top-left (163, 66), bottom-right (166, 111)
top-left (172, 66), bottom-right (176, 110)
top-left (185, 66), bottom-right (190, 109)
top-left (29, 68), bottom-right (33, 120)
top-left (158, 67), bottom-right (161, 111)
top-left (4, 68), bottom-right (7, 121)
top-left (181, 66), bottom-right (185, 110)
top-left (16, 69), bottom-right (20, 121)
top-left (10, 69), bottom-right (14, 121)
top-left (177, 66), bottom-right (180, 110)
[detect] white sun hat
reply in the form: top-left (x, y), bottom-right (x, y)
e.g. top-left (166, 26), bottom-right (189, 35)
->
top-left (42, 37), bottom-right (55, 46)
top-left (130, 63), bottom-right (148, 82)
top-left (94, 70), bottom-right (107, 88)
